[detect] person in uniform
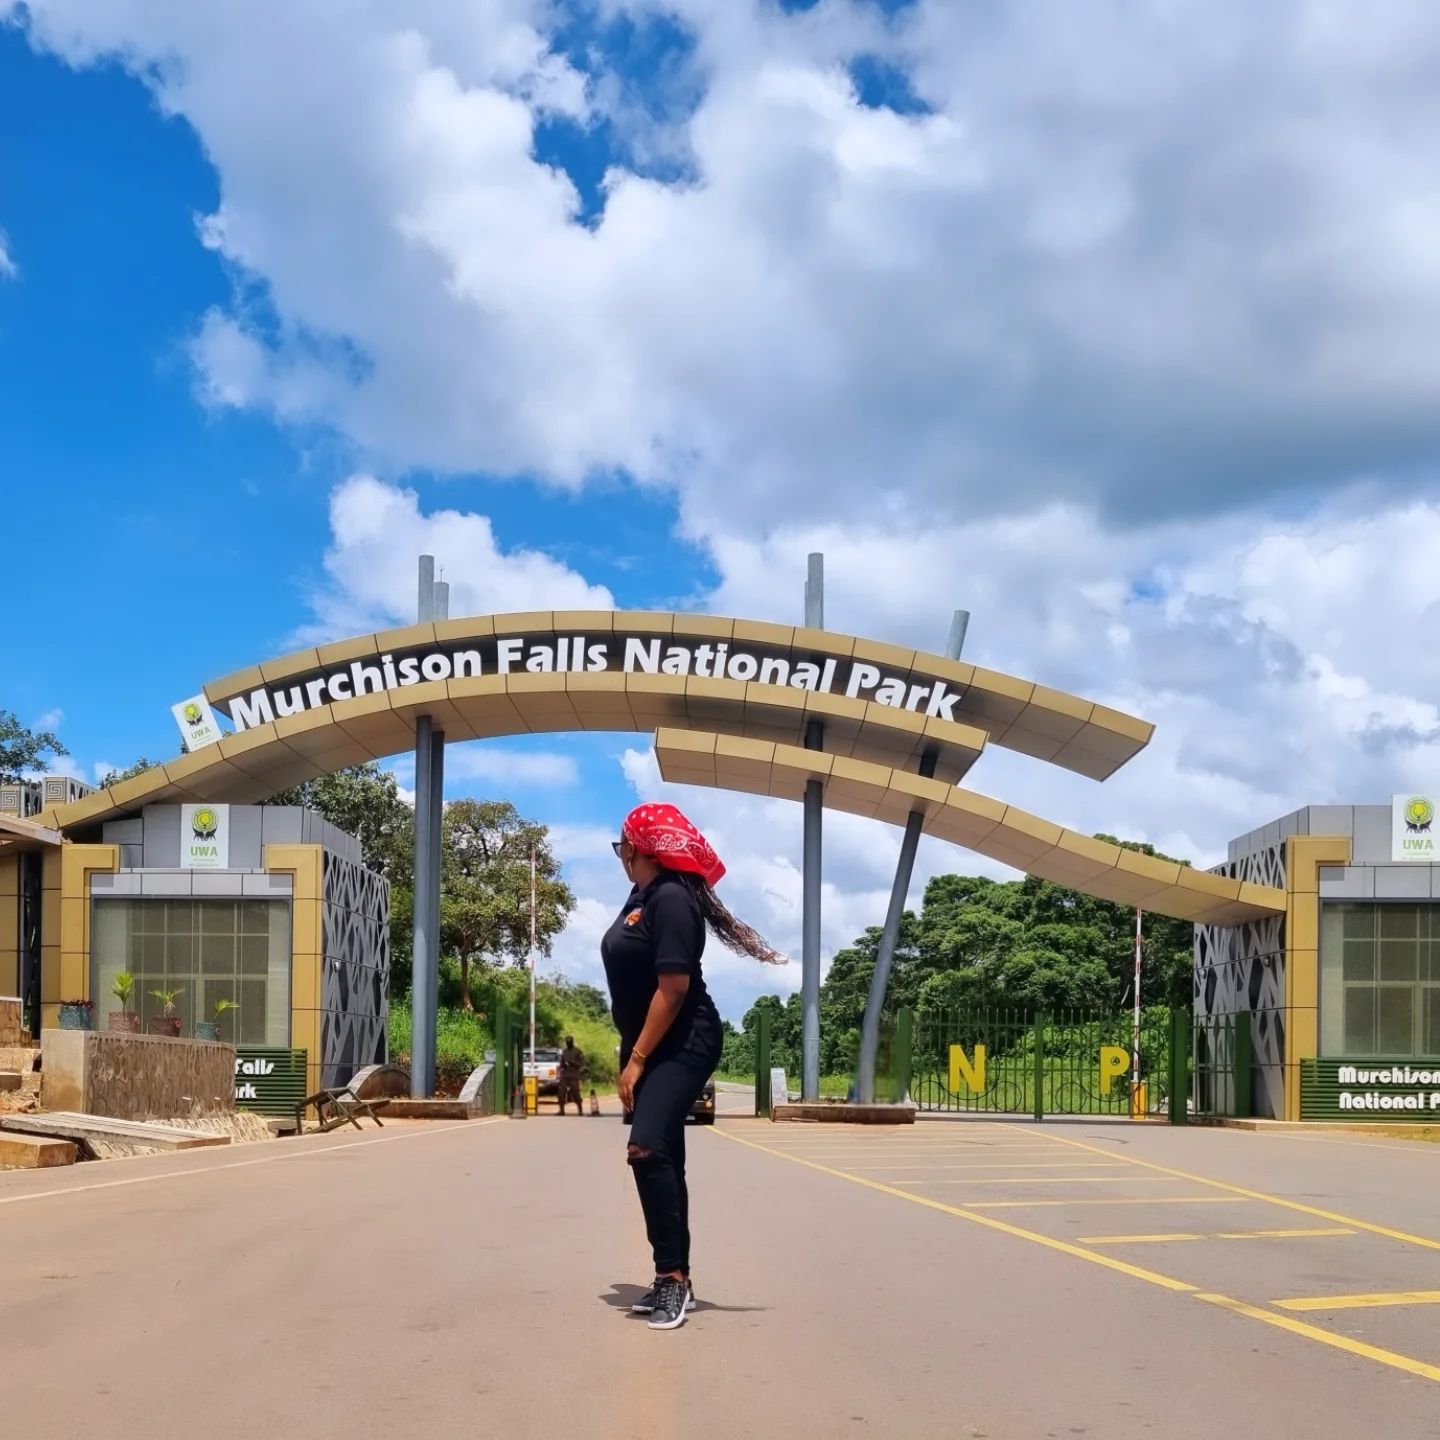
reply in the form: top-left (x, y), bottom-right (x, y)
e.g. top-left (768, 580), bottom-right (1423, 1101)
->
top-left (557, 1034), bottom-right (585, 1115)
top-left (602, 802), bottom-right (783, 1331)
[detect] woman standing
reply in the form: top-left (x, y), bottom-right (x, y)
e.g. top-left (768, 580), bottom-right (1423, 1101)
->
top-left (602, 802), bottom-right (782, 1331)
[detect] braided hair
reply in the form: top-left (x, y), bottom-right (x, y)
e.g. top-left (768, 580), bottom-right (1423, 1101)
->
top-left (679, 871), bottom-right (785, 965)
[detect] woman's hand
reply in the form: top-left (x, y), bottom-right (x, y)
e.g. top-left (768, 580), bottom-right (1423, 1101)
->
top-left (618, 1055), bottom-right (646, 1111)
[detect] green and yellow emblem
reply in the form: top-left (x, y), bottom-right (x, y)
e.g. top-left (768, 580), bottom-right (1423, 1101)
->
top-left (1404, 797), bottom-right (1434, 833)
top-left (182, 702), bottom-right (204, 726)
top-left (191, 807), bottom-right (219, 841)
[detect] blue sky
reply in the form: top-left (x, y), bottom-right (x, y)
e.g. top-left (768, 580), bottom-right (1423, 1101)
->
top-left (0, 20), bottom-right (705, 806)
top-left (4, 1), bottom-right (1440, 1015)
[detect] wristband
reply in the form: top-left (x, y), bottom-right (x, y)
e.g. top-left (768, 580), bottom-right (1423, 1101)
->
top-left (632, 1048), bottom-right (648, 1064)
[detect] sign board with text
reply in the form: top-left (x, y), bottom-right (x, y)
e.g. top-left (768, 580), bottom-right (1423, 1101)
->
top-left (171, 693), bottom-right (224, 752)
top-left (1301, 1057), bottom-right (1440, 1120)
top-left (180, 802), bottom-right (230, 869)
top-left (220, 630), bottom-right (968, 732)
top-left (1392, 794), bottom-right (1438, 863)
top-left (234, 1047), bottom-right (308, 1115)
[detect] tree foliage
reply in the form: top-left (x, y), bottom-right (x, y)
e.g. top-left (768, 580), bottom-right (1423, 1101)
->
top-left (730, 837), bottom-right (1197, 1077)
top-left (439, 798), bottom-right (574, 1012)
top-left (0, 710), bottom-right (68, 784)
top-left (269, 763), bottom-right (413, 880)
top-left (97, 757), bottom-right (162, 789)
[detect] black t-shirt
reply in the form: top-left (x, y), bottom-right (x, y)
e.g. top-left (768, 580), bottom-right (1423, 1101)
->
top-left (600, 869), bottom-right (719, 1058)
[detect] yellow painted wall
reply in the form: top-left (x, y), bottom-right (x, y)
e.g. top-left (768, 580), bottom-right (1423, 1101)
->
top-left (1282, 833), bottom-right (1350, 1120)
top-left (266, 843), bottom-right (325, 1095)
top-left (40, 845), bottom-right (120, 1030)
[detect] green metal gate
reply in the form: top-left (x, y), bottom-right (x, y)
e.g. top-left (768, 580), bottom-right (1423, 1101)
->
top-left (907, 1007), bottom-right (1178, 1120)
top-left (1190, 1011), bottom-right (1253, 1119)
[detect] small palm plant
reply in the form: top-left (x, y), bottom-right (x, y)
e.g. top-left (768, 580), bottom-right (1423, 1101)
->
top-left (198, 997), bottom-right (237, 1042)
top-left (108, 971), bottom-right (140, 1034)
top-left (148, 986), bottom-right (184, 1038)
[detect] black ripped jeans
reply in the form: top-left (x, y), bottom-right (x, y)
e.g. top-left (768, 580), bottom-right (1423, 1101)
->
top-left (625, 1015), bottom-right (721, 1277)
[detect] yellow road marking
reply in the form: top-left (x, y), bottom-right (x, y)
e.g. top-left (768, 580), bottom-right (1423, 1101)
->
top-left (1080, 1232), bottom-right (1203, 1244)
top-left (847, 1161), bottom-right (1127, 1171)
top-left (710, 1126), bottom-right (1197, 1292)
top-left (1080, 1228), bottom-right (1355, 1245)
top-left (1196, 1294), bottom-right (1440, 1384)
top-left (1269, 1133), bottom-right (1440, 1155)
top-left (1006, 1125), bottom-right (1440, 1253)
top-left (964, 1196), bottom-right (1249, 1208)
top-left (1220, 1227), bottom-right (1356, 1240)
top-left (1274, 1289), bottom-right (1440, 1312)
top-left (896, 1175), bottom-right (1184, 1186)
top-left (710, 1127), bottom-right (1440, 1387)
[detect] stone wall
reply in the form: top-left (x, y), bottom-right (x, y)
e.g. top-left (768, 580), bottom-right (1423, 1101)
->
top-left (0, 997), bottom-right (23, 1047)
top-left (41, 1029), bottom-right (236, 1120)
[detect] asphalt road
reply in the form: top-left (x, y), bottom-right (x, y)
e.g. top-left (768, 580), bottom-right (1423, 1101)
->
top-left (4, 1101), bottom-right (1440, 1439)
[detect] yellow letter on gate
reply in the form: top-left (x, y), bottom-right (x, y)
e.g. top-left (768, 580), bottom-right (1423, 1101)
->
top-left (949, 1043), bottom-right (986, 1093)
top-left (1098, 1046), bottom-right (1129, 1095)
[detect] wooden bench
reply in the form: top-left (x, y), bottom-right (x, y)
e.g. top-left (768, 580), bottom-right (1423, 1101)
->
top-left (296, 1085), bottom-right (391, 1134)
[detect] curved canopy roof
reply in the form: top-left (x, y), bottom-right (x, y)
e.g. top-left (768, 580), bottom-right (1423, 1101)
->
top-left (654, 729), bottom-right (1285, 926)
top-left (204, 611), bottom-right (1154, 780)
top-left (42, 611), bottom-right (1155, 834)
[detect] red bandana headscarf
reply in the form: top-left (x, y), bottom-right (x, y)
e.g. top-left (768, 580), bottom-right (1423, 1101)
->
top-left (622, 803), bottom-right (726, 887)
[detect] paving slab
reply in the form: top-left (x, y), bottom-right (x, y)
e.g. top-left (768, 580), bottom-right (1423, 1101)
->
top-left (0, 1112), bottom-right (230, 1151)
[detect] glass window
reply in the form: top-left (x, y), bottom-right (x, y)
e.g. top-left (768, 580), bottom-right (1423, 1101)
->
top-left (1378, 988), bottom-right (1415, 1053)
top-left (92, 898), bottom-right (291, 1046)
top-left (1343, 941), bottom-right (1375, 982)
top-left (1425, 990), bottom-right (1440, 1055)
top-left (1343, 987), bottom-right (1375, 1053)
top-left (1321, 903), bottom-right (1440, 1058)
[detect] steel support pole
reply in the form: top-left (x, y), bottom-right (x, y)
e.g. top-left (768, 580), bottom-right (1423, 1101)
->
top-left (409, 555), bottom-right (439, 1097)
top-left (411, 713), bottom-right (437, 1097)
top-left (856, 609), bottom-right (970, 1103)
top-left (801, 553), bottom-right (824, 1101)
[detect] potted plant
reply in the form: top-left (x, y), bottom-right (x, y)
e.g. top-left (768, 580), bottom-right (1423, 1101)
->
top-left (195, 997), bottom-right (236, 1042)
top-left (58, 998), bottom-right (93, 1031)
top-left (148, 987), bottom-right (184, 1038)
top-left (108, 972), bottom-right (141, 1033)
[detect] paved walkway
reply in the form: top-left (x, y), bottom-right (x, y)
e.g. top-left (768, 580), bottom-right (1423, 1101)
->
top-left (4, 1104), bottom-right (1440, 1438)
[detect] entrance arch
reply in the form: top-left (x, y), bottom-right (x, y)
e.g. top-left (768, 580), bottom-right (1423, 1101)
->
top-left (37, 608), bottom-right (1279, 922)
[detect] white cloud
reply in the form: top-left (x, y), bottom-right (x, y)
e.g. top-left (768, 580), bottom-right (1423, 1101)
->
top-left (33, 708), bottom-right (64, 731)
top-left (13, 2), bottom-right (1440, 1021)
top-left (15, 1), bottom-right (1440, 532)
top-left (294, 475), bottom-right (613, 642)
top-left (546, 743), bottom-right (991, 1020)
top-left (443, 743), bottom-right (580, 788)
top-left (0, 230), bottom-right (16, 279)
top-left (705, 492), bottom-right (1440, 871)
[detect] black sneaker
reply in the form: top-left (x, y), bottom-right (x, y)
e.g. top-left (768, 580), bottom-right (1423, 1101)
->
top-left (631, 1278), bottom-right (695, 1315)
top-left (633, 1278), bottom-right (694, 1313)
top-left (647, 1276), bottom-right (690, 1331)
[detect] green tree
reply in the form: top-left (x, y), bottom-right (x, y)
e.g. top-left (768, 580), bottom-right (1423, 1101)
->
top-left (97, 757), bottom-right (161, 788)
top-left (268, 763), bottom-right (413, 880)
top-left (0, 710), bottom-right (68, 784)
top-left (439, 798), bottom-right (574, 1012)
top-left (819, 913), bottom-right (923, 1073)
top-left (740, 992), bottom-right (803, 1076)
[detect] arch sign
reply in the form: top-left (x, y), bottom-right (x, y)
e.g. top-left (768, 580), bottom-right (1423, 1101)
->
top-left (40, 610), bottom-right (1284, 926)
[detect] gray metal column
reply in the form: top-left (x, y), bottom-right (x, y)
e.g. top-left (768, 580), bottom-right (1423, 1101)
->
top-left (801, 552), bottom-right (824, 1101)
top-left (423, 575), bottom-right (448, 1094)
top-left (856, 609), bottom-right (970, 1104)
top-left (410, 555), bottom-right (438, 1098)
top-left (411, 712), bottom-right (437, 1097)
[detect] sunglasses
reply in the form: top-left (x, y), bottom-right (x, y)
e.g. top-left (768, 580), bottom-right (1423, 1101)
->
top-left (611, 839), bottom-right (626, 858)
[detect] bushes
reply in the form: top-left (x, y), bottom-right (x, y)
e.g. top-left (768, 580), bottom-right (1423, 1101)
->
top-left (387, 972), bottom-right (620, 1093)
top-left (390, 998), bottom-right (492, 1094)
